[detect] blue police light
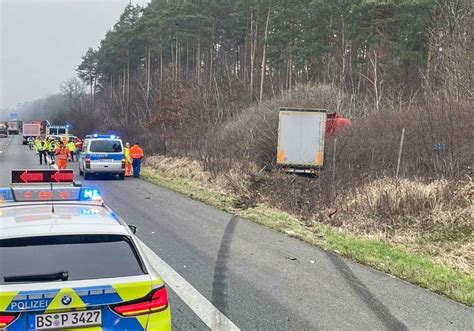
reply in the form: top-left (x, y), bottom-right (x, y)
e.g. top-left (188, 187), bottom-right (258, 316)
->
top-left (93, 133), bottom-right (98, 138)
top-left (66, 124), bottom-right (70, 128)
top-left (0, 188), bottom-right (14, 202)
top-left (110, 135), bottom-right (116, 139)
top-left (79, 188), bottom-right (102, 201)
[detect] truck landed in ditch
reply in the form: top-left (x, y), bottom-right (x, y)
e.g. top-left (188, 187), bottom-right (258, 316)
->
top-left (276, 108), bottom-right (351, 174)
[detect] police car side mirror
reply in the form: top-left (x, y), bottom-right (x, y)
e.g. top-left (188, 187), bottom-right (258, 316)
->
top-left (128, 225), bottom-right (137, 234)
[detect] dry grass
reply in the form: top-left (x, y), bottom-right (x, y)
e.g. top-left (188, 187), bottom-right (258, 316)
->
top-left (146, 155), bottom-right (213, 184)
top-left (145, 155), bottom-right (256, 205)
top-left (332, 177), bottom-right (473, 274)
top-left (338, 177), bottom-right (473, 232)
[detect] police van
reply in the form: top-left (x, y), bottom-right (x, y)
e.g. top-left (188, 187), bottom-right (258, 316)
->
top-left (0, 170), bottom-right (171, 330)
top-left (79, 134), bottom-right (125, 180)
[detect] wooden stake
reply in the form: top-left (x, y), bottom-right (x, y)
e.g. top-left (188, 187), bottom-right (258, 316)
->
top-left (396, 128), bottom-right (405, 178)
top-left (332, 138), bottom-right (337, 198)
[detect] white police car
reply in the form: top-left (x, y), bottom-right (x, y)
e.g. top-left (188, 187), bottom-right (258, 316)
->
top-left (78, 135), bottom-right (125, 180)
top-left (0, 170), bottom-right (171, 330)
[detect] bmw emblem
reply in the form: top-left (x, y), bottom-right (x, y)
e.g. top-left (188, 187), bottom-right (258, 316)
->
top-left (61, 295), bottom-right (73, 306)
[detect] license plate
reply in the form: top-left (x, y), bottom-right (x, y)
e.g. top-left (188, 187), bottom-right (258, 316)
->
top-left (35, 309), bottom-right (101, 329)
top-left (100, 159), bottom-right (113, 162)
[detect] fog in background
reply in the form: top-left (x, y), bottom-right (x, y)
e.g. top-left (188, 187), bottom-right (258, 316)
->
top-left (0, 0), bottom-right (149, 115)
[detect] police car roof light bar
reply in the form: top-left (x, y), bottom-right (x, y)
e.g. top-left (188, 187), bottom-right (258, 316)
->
top-left (0, 186), bottom-right (102, 203)
top-left (86, 134), bottom-right (120, 139)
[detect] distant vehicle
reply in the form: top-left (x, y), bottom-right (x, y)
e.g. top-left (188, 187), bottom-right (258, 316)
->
top-left (79, 134), bottom-right (126, 180)
top-left (0, 123), bottom-right (8, 138)
top-left (49, 134), bottom-right (78, 143)
top-left (30, 120), bottom-right (50, 135)
top-left (22, 122), bottom-right (42, 144)
top-left (47, 125), bottom-right (69, 136)
top-left (0, 170), bottom-right (172, 331)
top-left (7, 120), bottom-right (19, 135)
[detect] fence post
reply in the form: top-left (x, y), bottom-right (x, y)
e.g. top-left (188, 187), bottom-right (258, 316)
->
top-left (396, 128), bottom-right (406, 178)
top-left (370, 147), bottom-right (375, 170)
top-left (332, 138), bottom-right (337, 198)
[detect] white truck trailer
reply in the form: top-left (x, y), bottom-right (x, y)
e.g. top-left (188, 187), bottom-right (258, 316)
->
top-left (22, 122), bottom-right (42, 145)
top-left (277, 108), bottom-right (327, 173)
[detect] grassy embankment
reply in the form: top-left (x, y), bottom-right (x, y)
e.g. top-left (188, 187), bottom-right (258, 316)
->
top-left (141, 159), bottom-right (473, 306)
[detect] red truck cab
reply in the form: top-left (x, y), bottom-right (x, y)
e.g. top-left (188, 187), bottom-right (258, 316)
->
top-left (326, 112), bottom-right (352, 136)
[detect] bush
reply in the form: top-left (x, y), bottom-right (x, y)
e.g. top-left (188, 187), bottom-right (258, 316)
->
top-left (330, 97), bottom-right (473, 181)
top-left (200, 84), bottom-right (356, 174)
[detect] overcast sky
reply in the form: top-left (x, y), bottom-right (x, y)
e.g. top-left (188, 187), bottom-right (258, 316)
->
top-left (0, 0), bottom-right (149, 109)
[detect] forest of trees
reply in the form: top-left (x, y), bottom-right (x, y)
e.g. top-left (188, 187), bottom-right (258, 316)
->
top-left (59, 0), bottom-right (471, 156)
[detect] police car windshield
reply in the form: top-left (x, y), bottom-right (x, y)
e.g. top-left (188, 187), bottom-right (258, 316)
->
top-left (89, 140), bottom-right (122, 153)
top-left (0, 235), bottom-right (146, 284)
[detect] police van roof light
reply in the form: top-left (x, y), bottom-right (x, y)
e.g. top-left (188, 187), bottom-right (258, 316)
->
top-left (0, 188), bottom-right (14, 203)
top-left (80, 188), bottom-right (102, 201)
top-left (87, 134), bottom-right (119, 139)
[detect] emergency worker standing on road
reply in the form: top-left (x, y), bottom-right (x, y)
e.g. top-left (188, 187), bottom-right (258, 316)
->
top-left (27, 137), bottom-right (34, 150)
top-left (48, 138), bottom-right (57, 163)
top-left (56, 142), bottom-right (70, 170)
top-left (74, 138), bottom-right (82, 158)
top-left (38, 139), bottom-right (48, 165)
top-left (67, 140), bottom-right (76, 162)
top-left (34, 137), bottom-right (41, 154)
top-left (129, 143), bottom-right (144, 178)
top-left (124, 142), bottom-right (133, 177)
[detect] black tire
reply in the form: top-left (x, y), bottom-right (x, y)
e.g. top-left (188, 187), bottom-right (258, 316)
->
top-left (84, 173), bottom-right (91, 180)
top-left (118, 173), bottom-right (125, 180)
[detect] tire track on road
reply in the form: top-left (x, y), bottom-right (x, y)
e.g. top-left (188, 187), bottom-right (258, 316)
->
top-left (326, 252), bottom-right (408, 330)
top-left (212, 216), bottom-right (239, 316)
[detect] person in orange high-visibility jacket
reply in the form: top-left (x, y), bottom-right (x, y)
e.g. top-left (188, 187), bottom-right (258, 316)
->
top-left (129, 143), bottom-right (144, 178)
top-left (56, 142), bottom-right (71, 170)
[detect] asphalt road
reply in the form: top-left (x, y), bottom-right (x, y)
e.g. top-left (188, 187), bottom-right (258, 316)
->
top-left (1, 135), bottom-right (473, 330)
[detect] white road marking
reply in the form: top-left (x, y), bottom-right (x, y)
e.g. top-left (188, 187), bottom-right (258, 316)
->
top-left (137, 238), bottom-right (241, 331)
top-left (48, 150), bottom-right (238, 329)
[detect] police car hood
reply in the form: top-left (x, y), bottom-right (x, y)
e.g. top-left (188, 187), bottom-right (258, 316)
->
top-left (0, 204), bottom-right (127, 239)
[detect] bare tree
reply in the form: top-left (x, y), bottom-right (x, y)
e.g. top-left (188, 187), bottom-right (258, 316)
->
top-left (360, 50), bottom-right (384, 112)
top-left (60, 78), bottom-right (86, 112)
top-left (259, 5), bottom-right (271, 103)
top-left (433, 0), bottom-right (473, 100)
